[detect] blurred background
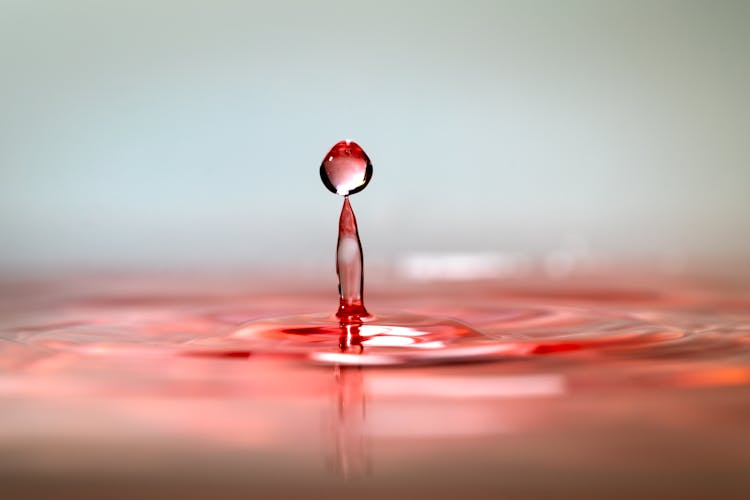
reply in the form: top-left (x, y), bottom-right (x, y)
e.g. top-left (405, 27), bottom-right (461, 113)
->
top-left (1, 0), bottom-right (749, 275)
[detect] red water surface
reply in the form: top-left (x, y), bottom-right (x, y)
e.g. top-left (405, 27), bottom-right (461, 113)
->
top-left (0, 270), bottom-right (749, 499)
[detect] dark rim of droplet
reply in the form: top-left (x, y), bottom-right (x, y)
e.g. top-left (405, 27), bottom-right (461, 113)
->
top-left (319, 146), bottom-right (374, 196)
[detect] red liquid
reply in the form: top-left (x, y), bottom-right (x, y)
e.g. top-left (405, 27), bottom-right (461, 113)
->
top-left (336, 197), bottom-right (369, 322)
top-left (1, 272), bottom-right (749, 498)
top-left (320, 140), bottom-right (373, 196)
top-left (218, 139), bottom-right (489, 363)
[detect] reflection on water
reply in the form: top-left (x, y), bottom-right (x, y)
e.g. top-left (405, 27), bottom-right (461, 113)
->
top-left (329, 366), bottom-right (369, 477)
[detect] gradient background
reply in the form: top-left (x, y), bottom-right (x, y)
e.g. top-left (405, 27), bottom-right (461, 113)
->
top-left (1, 0), bottom-right (749, 274)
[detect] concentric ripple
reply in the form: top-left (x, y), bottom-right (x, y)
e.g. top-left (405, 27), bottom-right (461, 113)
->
top-left (2, 304), bottom-right (695, 367)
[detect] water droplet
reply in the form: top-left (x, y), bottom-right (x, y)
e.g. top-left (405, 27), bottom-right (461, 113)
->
top-left (320, 140), bottom-right (373, 196)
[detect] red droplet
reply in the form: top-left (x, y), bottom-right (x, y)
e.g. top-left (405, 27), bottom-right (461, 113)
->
top-left (320, 140), bottom-right (373, 196)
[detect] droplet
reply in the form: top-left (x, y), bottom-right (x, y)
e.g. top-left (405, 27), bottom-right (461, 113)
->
top-left (320, 140), bottom-right (373, 196)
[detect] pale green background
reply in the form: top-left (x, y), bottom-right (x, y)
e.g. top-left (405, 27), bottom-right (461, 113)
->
top-left (1, 1), bottom-right (748, 272)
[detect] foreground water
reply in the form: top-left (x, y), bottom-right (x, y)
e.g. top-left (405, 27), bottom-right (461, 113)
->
top-left (0, 270), bottom-right (748, 499)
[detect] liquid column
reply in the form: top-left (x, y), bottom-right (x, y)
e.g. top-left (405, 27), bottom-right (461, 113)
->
top-left (336, 197), bottom-right (369, 323)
